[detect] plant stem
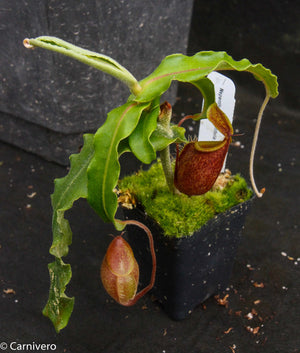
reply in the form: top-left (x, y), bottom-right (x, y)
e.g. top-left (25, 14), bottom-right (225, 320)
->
top-left (160, 146), bottom-right (177, 193)
top-left (157, 102), bottom-right (178, 194)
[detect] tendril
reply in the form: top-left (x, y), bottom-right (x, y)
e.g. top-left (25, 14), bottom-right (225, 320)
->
top-left (249, 94), bottom-right (270, 197)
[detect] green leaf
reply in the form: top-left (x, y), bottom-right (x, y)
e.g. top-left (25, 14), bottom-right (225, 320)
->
top-left (43, 134), bottom-right (94, 332)
top-left (87, 101), bottom-right (150, 228)
top-left (133, 51), bottom-right (279, 102)
top-left (50, 134), bottom-right (95, 258)
top-left (191, 78), bottom-right (215, 119)
top-left (118, 138), bottom-right (131, 156)
top-left (43, 258), bottom-right (74, 333)
top-left (150, 124), bottom-right (187, 151)
top-left (128, 99), bottom-right (160, 164)
top-left (26, 36), bottom-right (141, 95)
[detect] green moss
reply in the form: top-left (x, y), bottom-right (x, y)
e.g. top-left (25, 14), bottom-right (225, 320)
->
top-left (118, 161), bottom-right (253, 238)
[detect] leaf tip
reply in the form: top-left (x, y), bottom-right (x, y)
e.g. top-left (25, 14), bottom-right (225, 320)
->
top-left (23, 38), bottom-right (34, 49)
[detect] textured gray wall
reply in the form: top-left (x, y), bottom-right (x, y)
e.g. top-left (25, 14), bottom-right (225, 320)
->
top-left (0, 0), bottom-right (194, 164)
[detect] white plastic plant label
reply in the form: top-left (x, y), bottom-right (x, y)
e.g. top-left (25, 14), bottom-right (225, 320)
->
top-left (198, 72), bottom-right (236, 172)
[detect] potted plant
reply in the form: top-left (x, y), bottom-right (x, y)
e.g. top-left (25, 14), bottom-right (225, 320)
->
top-left (23, 36), bottom-right (278, 332)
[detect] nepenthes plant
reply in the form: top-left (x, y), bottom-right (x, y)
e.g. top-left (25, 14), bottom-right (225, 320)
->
top-left (24, 36), bottom-right (278, 332)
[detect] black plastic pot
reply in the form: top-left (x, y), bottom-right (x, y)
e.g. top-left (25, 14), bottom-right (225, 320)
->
top-left (123, 197), bottom-right (254, 320)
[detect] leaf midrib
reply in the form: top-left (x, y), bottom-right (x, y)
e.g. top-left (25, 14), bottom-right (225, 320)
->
top-left (101, 102), bottom-right (138, 220)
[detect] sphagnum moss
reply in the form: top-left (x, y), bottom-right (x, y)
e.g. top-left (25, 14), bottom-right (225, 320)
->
top-left (118, 161), bottom-right (253, 238)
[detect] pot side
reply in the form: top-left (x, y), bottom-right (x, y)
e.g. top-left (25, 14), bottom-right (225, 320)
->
top-left (123, 197), bottom-right (254, 320)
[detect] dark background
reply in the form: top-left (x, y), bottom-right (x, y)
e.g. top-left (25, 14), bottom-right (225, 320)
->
top-left (0, 0), bottom-right (193, 164)
top-left (1, 1), bottom-right (300, 352)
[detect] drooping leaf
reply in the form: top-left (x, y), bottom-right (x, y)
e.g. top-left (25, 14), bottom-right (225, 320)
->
top-left (133, 51), bottom-right (278, 102)
top-left (87, 101), bottom-right (150, 228)
top-left (43, 133), bottom-right (94, 332)
top-left (128, 99), bottom-right (160, 164)
top-left (25, 36), bottom-right (141, 94)
top-left (42, 258), bottom-right (74, 333)
top-left (50, 134), bottom-right (95, 258)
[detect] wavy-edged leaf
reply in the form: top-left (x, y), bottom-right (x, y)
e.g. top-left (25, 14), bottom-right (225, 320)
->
top-left (87, 101), bottom-right (150, 228)
top-left (150, 124), bottom-right (187, 151)
top-left (50, 134), bottom-right (95, 258)
top-left (128, 99), bottom-right (160, 164)
top-left (133, 51), bottom-right (278, 102)
top-left (43, 134), bottom-right (94, 332)
top-left (42, 258), bottom-right (74, 333)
